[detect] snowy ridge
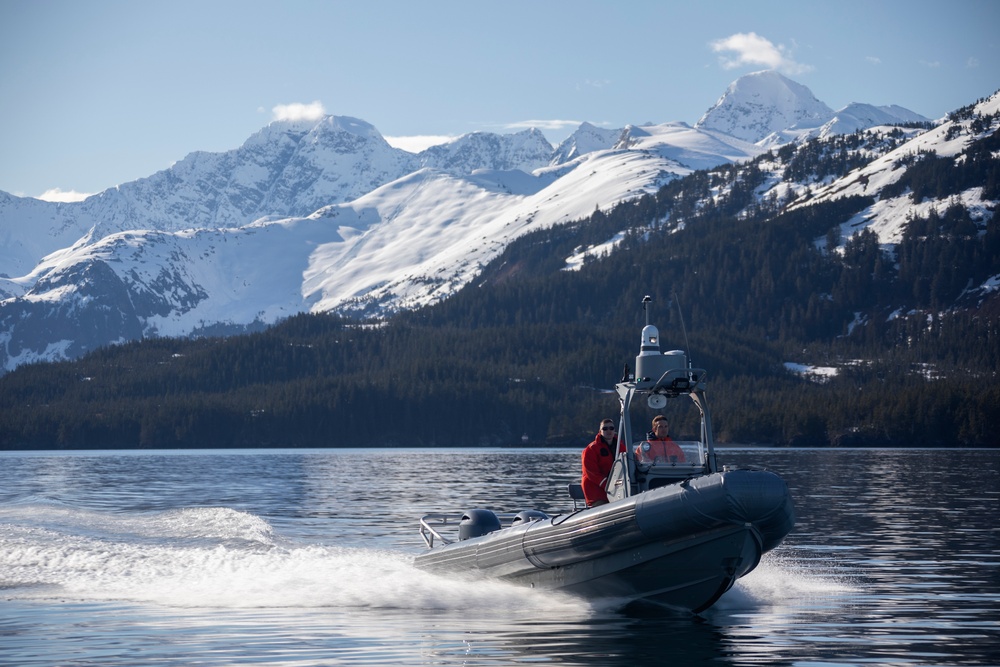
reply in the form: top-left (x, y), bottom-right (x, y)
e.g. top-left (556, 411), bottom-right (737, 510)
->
top-left (790, 90), bottom-right (1000, 248)
top-left (419, 129), bottom-right (554, 175)
top-left (550, 122), bottom-right (622, 164)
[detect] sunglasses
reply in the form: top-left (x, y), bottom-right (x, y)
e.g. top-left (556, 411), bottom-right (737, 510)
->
top-left (602, 426), bottom-right (617, 431)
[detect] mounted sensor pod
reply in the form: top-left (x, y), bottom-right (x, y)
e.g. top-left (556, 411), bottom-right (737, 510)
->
top-left (635, 324), bottom-right (687, 384)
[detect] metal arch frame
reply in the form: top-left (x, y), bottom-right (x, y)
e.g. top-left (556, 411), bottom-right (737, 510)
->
top-left (611, 374), bottom-right (719, 501)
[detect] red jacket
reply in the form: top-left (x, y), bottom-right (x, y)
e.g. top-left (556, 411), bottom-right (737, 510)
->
top-left (581, 433), bottom-right (624, 506)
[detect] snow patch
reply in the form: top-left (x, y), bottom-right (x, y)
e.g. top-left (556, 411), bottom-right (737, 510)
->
top-left (562, 232), bottom-right (627, 271)
top-left (784, 362), bottom-right (839, 383)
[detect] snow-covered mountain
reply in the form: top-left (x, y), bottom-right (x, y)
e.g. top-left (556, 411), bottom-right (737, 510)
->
top-left (695, 71), bottom-right (833, 142)
top-left (550, 122), bottom-right (622, 163)
top-left (696, 70), bottom-right (927, 145)
top-left (793, 92), bottom-right (1000, 256)
top-left (419, 128), bottom-right (554, 174)
top-left (0, 116), bottom-right (420, 284)
top-left (567, 91), bottom-right (997, 286)
top-left (0, 72), bottom-right (944, 373)
top-left (760, 101), bottom-right (933, 147)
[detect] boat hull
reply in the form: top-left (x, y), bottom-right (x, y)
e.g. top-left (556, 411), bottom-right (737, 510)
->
top-left (414, 469), bottom-right (794, 612)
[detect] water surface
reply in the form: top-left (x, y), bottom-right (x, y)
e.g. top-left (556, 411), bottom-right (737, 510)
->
top-left (1, 448), bottom-right (997, 665)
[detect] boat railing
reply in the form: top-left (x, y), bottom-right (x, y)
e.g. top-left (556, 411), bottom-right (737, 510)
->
top-left (419, 512), bottom-right (461, 548)
top-left (420, 510), bottom-right (549, 548)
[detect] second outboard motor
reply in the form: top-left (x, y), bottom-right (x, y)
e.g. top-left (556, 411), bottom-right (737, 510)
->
top-left (512, 510), bottom-right (549, 526)
top-left (459, 509), bottom-right (501, 540)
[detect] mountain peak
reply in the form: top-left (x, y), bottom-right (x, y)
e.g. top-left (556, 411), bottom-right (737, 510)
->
top-left (312, 115), bottom-right (383, 140)
top-left (416, 129), bottom-right (553, 174)
top-left (248, 114), bottom-right (385, 147)
top-left (695, 70), bottom-right (833, 143)
top-left (551, 123), bottom-right (621, 164)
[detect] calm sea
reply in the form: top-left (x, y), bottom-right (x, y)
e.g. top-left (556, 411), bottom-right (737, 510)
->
top-left (1, 447), bottom-right (997, 666)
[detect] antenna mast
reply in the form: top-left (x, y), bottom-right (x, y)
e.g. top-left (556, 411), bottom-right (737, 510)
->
top-left (673, 289), bottom-right (692, 369)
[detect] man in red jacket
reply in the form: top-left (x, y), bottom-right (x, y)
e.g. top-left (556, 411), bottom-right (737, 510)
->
top-left (581, 418), bottom-right (624, 507)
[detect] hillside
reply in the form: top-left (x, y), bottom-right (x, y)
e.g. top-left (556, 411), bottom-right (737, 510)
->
top-left (2, 92), bottom-right (997, 450)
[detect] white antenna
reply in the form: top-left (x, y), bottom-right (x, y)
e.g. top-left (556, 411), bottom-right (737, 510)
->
top-left (673, 290), bottom-right (692, 369)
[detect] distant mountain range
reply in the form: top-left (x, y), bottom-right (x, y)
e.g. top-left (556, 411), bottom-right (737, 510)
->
top-left (5, 69), bottom-right (986, 375)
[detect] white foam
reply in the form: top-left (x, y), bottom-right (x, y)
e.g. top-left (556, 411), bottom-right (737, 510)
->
top-left (5, 539), bottom-right (587, 614)
top-left (712, 551), bottom-right (860, 612)
top-left (0, 503), bottom-right (274, 544)
top-left (0, 503), bottom-right (586, 616)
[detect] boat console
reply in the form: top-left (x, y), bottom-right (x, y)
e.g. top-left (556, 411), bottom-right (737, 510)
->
top-left (632, 440), bottom-right (708, 489)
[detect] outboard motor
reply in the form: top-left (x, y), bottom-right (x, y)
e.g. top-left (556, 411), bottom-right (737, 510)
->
top-left (459, 509), bottom-right (501, 540)
top-left (512, 510), bottom-right (549, 526)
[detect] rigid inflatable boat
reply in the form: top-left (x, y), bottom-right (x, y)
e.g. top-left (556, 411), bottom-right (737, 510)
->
top-left (415, 298), bottom-right (795, 613)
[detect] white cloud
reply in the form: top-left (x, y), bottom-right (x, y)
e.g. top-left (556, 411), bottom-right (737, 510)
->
top-left (967, 57), bottom-right (980, 68)
top-left (866, 56), bottom-right (882, 65)
top-left (37, 188), bottom-right (93, 203)
top-left (384, 135), bottom-right (457, 153)
top-left (710, 32), bottom-right (812, 75)
top-left (271, 101), bottom-right (326, 122)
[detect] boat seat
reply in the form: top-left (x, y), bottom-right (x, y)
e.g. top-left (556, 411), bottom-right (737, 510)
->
top-left (568, 483), bottom-right (585, 510)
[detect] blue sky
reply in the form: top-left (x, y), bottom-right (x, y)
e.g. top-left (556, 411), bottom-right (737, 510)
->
top-left (1, 0), bottom-right (997, 201)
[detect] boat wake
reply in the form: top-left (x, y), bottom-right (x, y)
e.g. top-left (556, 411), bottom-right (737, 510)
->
top-left (0, 501), bottom-right (585, 616)
top-left (710, 551), bottom-right (860, 612)
top-left (2, 500), bottom-right (840, 620)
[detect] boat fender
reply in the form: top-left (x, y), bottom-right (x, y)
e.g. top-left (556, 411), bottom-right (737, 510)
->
top-left (512, 510), bottom-right (549, 526)
top-left (459, 509), bottom-right (501, 540)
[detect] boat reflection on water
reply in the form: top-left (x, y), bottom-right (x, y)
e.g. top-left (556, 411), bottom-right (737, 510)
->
top-left (415, 297), bottom-right (795, 613)
top-left (419, 613), bottom-right (732, 665)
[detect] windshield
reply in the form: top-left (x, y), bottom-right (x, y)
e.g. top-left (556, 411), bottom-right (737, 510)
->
top-left (632, 439), bottom-right (706, 468)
